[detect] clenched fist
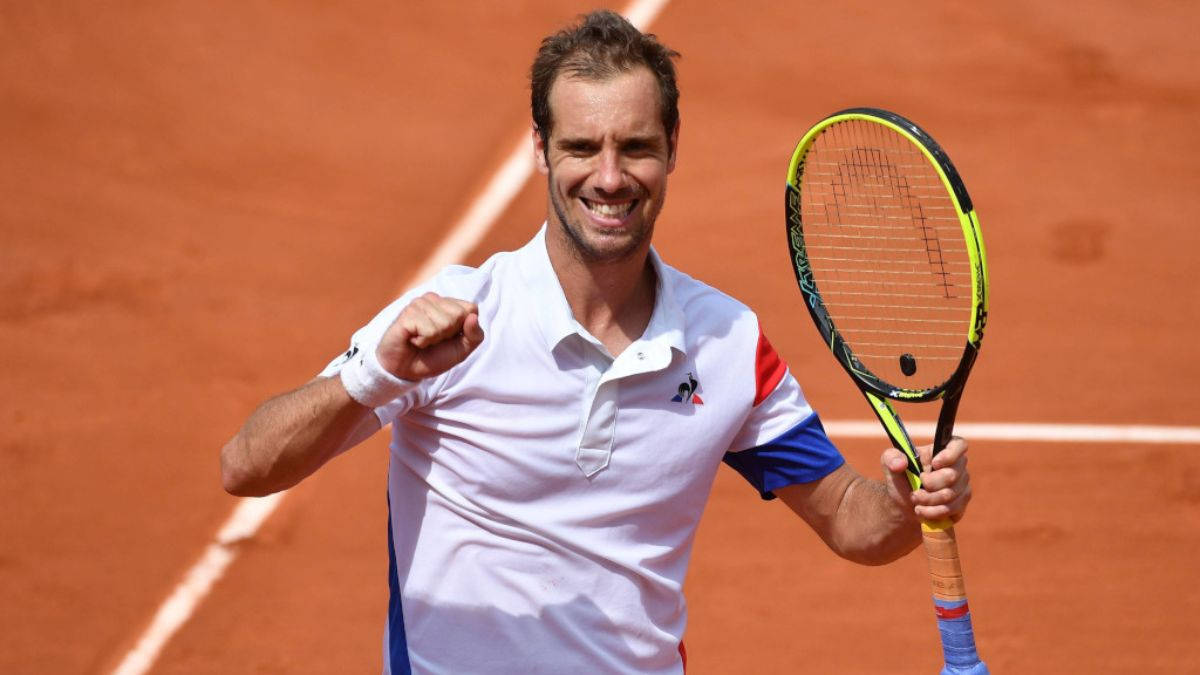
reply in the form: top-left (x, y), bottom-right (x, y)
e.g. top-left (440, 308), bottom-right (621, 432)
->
top-left (376, 292), bottom-right (485, 381)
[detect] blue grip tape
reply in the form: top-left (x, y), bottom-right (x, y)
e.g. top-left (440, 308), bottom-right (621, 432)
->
top-left (933, 597), bottom-right (989, 675)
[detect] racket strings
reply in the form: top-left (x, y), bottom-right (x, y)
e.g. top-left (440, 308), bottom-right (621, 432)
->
top-left (801, 119), bottom-right (971, 389)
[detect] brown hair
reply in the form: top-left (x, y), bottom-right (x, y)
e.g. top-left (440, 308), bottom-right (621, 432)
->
top-left (530, 10), bottom-right (680, 149)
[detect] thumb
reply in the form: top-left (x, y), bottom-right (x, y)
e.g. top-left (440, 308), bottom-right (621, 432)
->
top-left (881, 448), bottom-right (917, 503)
top-left (446, 314), bottom-right (484, 363)
top-left (881, 447), bottom-right (910, 476)
top-left (462, 313), bottom-right (484, 346)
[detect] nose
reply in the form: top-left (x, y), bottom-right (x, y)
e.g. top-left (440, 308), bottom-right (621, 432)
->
top-left (594, 148), bottom-right (624, 194)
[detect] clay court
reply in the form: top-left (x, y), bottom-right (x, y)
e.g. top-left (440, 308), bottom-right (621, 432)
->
top-left (3, 1), bottom-right (1198, 672)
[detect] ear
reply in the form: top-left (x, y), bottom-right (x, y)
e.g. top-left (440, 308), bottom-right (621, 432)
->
top-left (533, 123), bottom-right (549, 175)
top-left (666, 119), bottom-right (680, 174)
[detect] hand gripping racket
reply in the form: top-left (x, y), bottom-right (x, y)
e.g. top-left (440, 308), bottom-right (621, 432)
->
top-left (784, 108), bottom-right (989, 674)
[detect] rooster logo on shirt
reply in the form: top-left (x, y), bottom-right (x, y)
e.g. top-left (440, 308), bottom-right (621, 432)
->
top-left (670, 372), bottom-right (704, 405)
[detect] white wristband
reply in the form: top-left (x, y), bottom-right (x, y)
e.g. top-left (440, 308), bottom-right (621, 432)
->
top-left (339, 346), bottom-right (417, 408)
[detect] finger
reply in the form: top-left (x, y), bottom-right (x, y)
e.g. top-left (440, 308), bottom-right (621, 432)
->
top-left (399, 302), bottom-right (441, 349)
top-left (445, 298), bottom-right (480, 315)
top-left (911, 482), bottom-right (960, 506)
top-left (912, 467), bottom-right (970, 506)
top-left (931, 436), bottom-right (967, 470)
top-left (911, 442), bottom-right (932, 472)
top-left (440, 299), bottom-right (482, 345)
top-left (426, 297), bottom-right (479, 330)
top-left (406, 297), bottom-right (468, 348)
top-left (414, 294), bottom-right (460, 329)
top-left (408, 319), bottom-right (485, 378)
top-left (918, 466), bottom-right (964, 493)
top-left (914, 485), bottom-right (972, 522)
top-left (419, 297), bottom-right (477, 324)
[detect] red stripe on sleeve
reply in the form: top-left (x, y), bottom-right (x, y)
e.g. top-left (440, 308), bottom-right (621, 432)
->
top-left (754, 328), bottom-right (787, 406)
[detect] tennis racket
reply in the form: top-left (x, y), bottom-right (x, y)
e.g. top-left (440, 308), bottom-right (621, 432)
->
top-left (784, 108), bottom-right (989, 674)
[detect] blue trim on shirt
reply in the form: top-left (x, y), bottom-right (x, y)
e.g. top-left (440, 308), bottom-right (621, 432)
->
top-left (723, 414), bottom-right (845, 500)
top-left (386, 493), bottom-right (412, 674)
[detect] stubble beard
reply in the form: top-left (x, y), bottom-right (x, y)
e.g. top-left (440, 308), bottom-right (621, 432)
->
top-left (547, 171), bottom-right (663, 265)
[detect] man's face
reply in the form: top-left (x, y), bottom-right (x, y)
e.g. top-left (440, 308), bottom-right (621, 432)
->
top-left (534, 66), bottom-right (678, 264)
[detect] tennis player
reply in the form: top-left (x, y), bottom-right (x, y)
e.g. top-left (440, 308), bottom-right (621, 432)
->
top-left (221, 10), bottom-right (973, 673)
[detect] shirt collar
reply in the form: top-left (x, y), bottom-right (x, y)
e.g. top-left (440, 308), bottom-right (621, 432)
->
top-left (517, 225), bottom-right (687, 364)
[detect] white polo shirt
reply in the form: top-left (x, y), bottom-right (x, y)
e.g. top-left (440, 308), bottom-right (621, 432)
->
top-left (321, 227), bottom-right (844, 674)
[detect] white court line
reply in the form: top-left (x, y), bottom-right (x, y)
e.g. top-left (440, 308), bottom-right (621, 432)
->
top-left (110, 2), bottom-right (672, 674)
top-left (824, 421), bottom-right (1200, 444)
top-left (111, 494), bottom-right (282, 675)
top-left (402, 134), bottom-right (533, 289)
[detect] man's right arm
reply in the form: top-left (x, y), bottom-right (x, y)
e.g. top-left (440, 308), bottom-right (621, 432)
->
top-left (220, 376), bottom-right (380, 496)
top-left (220, 293), bottom-right (484, 497)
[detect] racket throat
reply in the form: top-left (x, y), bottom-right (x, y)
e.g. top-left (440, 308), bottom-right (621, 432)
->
top-left (862, 390), bottom-right (924, 489)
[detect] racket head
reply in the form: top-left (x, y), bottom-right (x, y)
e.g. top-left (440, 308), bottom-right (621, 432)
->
top-left (785, 108), bottom-right (988, 403)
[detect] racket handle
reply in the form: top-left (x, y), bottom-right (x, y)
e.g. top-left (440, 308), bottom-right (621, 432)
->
top-left (922, 520), bottom-right (989, 675)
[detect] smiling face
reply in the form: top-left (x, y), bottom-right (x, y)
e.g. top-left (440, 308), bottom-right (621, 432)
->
top-left (534, 66), bottom-right (678, 265)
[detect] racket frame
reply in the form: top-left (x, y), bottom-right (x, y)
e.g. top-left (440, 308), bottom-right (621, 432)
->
top-left (785, 107), bottom-right (989, 478)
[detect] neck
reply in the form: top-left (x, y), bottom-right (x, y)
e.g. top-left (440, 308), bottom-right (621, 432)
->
top-left (546, 231), bottom-right (657, 357)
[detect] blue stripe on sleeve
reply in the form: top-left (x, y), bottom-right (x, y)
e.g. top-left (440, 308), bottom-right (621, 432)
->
top-left (722, 414), bottom-right (845, 500)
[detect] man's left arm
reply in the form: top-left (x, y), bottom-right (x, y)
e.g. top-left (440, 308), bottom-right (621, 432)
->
top-left (775, 437), bottom-right (973, 565)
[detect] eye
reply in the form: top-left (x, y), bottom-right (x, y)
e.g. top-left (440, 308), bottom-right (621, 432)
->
top-left (559, 140), bottom-right (598, 157)
top-left (622, 139), bottom-right (661, 157)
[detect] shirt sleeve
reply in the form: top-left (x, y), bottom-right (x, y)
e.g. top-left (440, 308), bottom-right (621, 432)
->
top-left (723, 328), bottom-right (844, 500)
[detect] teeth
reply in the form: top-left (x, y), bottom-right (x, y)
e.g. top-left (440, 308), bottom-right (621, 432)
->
top-left (584, 199), bottom-right (634, 219)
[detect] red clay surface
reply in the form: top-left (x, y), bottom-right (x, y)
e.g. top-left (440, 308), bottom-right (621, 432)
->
top-left (3, 2), bottom-right (1198, 673)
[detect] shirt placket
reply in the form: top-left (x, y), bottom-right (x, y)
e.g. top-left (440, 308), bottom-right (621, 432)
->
top-left (575, 373), bottom-right (618, 477)
top-left (575, 345), bottom-right (664, 477)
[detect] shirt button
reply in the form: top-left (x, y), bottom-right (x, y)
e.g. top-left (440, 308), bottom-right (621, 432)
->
top-left (636, 351), bottom-right (645, 360)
